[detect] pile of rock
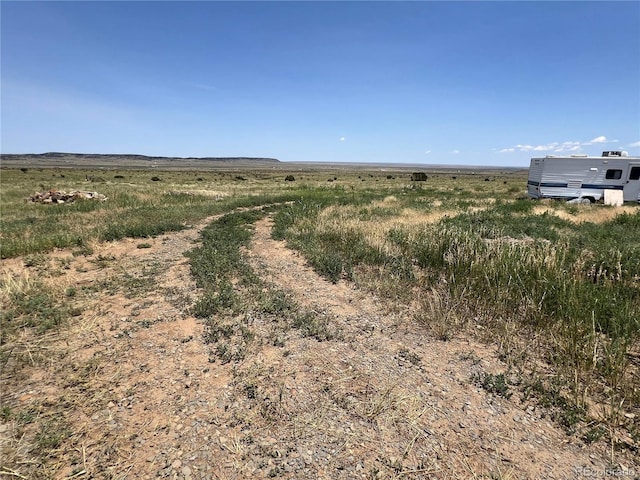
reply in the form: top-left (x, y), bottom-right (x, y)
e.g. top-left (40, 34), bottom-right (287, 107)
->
top-left (27, 190), bottom-right (108, 204)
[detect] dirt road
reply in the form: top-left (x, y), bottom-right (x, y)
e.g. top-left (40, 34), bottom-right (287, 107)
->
top-left (0, 214), bottom-right (633, 479)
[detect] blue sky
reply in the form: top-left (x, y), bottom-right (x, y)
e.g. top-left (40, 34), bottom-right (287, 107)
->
top-left (2, 1), bottom-right (639, 166)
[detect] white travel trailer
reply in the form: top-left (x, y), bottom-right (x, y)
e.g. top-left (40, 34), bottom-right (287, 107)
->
top-left (527, 151), bottom-right (640, 203)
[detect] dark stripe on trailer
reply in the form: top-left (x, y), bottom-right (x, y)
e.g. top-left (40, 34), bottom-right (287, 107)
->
top-left (539, 182), bottom-right (568, 188)
top-left (582, 184), bottom-right (624, 190)
top-left (536, 182), bottom-right (624, 190)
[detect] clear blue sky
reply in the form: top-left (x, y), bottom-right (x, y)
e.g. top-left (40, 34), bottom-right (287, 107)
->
top-left (2, 1), bottom-right (639, 166)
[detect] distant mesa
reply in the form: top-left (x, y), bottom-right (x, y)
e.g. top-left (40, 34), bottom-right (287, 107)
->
top-left (0, 152), bottom-right (281, 169)
top-left (1, 152), bottom-right (280, 163)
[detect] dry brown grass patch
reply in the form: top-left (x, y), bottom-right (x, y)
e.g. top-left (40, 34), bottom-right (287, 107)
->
top-left (532, 205), bottom-right (638, 224)
top-left (315, 204), bottom-right (469, 258)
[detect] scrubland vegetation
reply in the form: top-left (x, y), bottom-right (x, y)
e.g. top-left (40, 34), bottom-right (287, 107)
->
top-left (1, 165), bottom-right (639, 469)
top-left (272, 190), bottom-right (640, 441)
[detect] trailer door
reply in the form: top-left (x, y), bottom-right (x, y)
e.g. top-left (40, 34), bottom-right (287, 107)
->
top-left (624, 163), bottom-right (640, 202)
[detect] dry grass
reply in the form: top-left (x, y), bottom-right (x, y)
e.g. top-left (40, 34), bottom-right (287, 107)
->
top-left (532, 204), bottom-right (639, 223)
top-left (312, 203), bottom-right (481, 259)
top-left (1, 270), bottom-right (38, 298)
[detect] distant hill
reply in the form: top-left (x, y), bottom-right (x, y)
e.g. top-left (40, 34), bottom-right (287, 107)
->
top-left (0, 152), bottom-right (280, 169)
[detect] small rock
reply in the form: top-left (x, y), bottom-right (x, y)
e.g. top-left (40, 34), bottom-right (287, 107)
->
top-left (182, 466), bottom-right (192, 476)
top-left (171, 459), bottom-right (182, 469)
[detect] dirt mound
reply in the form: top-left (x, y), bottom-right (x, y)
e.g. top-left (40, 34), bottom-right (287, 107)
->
top-left (27, 190), bottom-right (107, 204)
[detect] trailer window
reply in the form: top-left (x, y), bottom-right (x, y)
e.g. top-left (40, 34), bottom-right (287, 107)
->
top-left (605, 169), bottom-right (623, 180)
top-left (630, 167), bottom-right (640, 181)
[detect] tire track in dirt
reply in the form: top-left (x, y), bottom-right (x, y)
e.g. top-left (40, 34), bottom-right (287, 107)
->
top-left (0, 211), bottom-right (627, 480)
top-left (1, 216), bottom-right (240, 479)
top-left (244, 215), bottom-right (616, 479)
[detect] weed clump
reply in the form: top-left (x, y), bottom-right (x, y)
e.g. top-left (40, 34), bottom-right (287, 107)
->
top-left (475, 372), bottom-right (512, 399)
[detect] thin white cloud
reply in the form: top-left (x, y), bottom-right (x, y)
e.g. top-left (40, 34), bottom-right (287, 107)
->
top-left (554, 145), bottom-right (581, 153)
top-left (513, 144), bottom-right (530, 151)
top-left (500, 139), bottom-right (595, 154)
top-left (339, 137), bottom-right (345, 142)
top-left (449, 149), bottom-right (460, 154)
top-left (532, 144), bottom-right (554, 151)
top-left (554, 141), bottom-right (582, 152)
top-left (509, 144), bottom-right (554, 152)
top-left (424, 150), bottom-right (431, 155)
top-left (498, 135), bottom-right (637, 155)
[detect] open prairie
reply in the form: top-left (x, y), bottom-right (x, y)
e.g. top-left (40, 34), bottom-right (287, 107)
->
top-left (1, 164), bottom-right (638, 479)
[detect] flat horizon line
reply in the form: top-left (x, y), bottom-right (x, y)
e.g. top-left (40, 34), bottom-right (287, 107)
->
top-left (0, 151), bottom-right (529, 169)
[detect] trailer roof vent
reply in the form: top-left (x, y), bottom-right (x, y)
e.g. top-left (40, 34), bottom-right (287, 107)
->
top-left (602, 150), bottom-right (628, 157)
